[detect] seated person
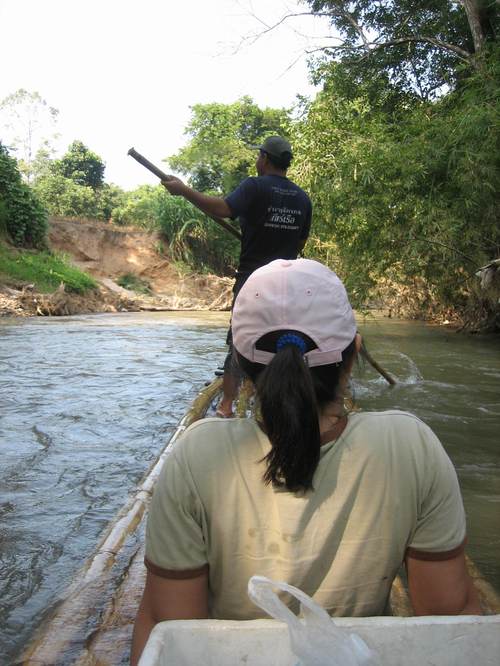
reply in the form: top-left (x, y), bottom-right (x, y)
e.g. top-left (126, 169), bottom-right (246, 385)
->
top-left (131, 258), bottom-right (480, 664)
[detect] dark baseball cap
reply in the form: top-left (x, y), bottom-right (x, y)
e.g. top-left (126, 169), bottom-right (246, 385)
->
top-left (250, 136), bottom-right (293, 160)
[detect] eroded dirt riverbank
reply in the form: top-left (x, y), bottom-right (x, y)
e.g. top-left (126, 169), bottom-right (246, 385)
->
top-left (0, 217), bottom-right (234, 317)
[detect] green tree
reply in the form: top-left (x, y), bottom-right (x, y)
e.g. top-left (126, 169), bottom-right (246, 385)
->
top-left (291, 51), bottom-right (499, 323)
top-left (33, 173), bottom-right (123, 221)
top-left (272, 1), bottom-right (498, 100)
top-left (111, 184), bottom-right (166, 228)
top-left (0, 89), bottom-right (59, 182)
top-left (0, 142), bottom-right (48, 247)
top-left (167, 97), bottom-right (290, 192)
top-left (33, 173), bottom-right (100, 218)
top-left (52, 140), bottom-right (105, 189)
top-left (98, 183), bottom-right (126, 221)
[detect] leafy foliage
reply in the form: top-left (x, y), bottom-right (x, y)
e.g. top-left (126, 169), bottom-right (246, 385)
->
top-left (157, 195), bottom-right (239, 275)
top-left (167, 96), bottom-right (290, 192)
top-left (33, 174), bottom-right (124, 221)
top-left (0, 142), bottom-right (48, 248)
top-left (51, 140), bottom-right (105, 189)
top-left (98, 183), bottom-right (126, 221)
top-left (34, 173), bottom-right (101, 218)
top-left (304, 0), bottom-right (498, 100)
top-left (111, 185), bottom-right (165, 228)
top-left (291, 48), bottom-right (500, 319)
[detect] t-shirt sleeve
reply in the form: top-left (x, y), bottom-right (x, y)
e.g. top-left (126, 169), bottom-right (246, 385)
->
top-left (145, 448), bottom-right (208, 578)
top-left (407, 424), bottom-right (467, 560)
top-left (225, 177), bottom-right (258, 219)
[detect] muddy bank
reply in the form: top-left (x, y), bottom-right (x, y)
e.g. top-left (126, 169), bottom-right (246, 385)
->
top-left (0, 277), bottom-right (234, 318)
top-left (0, 217), bottom-right (235, 317)
top-left (3, 218), bottom-right (498, 329)
top-left (372, 274), bottom-right (500, 333)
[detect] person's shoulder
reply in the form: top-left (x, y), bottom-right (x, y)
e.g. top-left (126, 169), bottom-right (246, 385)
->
top-left (173, 417), bottom-right (259, 454)
top-left (169, 417), bottom-right (263, 476)
top-left (349, 410), bottom-right (438, 443)
top-left (352, 409), bottom-right (427, 425)
top-left (239, 176), bottom-right (259, 188)
top-left (344, 411), bottom-right (443, 471)
top-left (233, 176), bottom-right (260, 196)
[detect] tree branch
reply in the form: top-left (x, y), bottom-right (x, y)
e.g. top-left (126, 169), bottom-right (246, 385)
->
top-left (331, 2), bottom-right (370, 48)
top-left (235, 10), bottom-right (332, 49)
top-left (233, 5), bottom-right (474, 75)
top-left (369, 36), bottom-right (473, 62)
top-left (301, 35), bottom-right (473, 65)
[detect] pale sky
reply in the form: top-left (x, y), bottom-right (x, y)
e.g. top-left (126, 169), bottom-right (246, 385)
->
top-left (0, 0), bottom-right (330, 190)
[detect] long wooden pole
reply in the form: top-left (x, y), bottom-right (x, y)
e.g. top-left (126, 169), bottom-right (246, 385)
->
top-left (127, 147), bottom-right (242, 241)
top-left (360, 341), bottom-right (397, 385)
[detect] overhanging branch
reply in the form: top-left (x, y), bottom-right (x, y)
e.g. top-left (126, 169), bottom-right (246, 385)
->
top-left (370, 36), bottom-right (473, 62)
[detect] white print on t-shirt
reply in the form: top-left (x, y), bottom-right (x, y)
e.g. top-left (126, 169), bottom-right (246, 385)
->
top-left (266, 205), bottom-right (302, 227)
top-left (271, 186), bottom-right (298, 196)
top-left (265, 223), bottom-right (300, 230)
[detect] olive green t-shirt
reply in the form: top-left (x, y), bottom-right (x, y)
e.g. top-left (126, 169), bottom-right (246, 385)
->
top-left (145, 411), bottom-right (466, 618)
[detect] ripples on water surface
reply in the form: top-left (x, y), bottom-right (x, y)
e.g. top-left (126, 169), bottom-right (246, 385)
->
top-left (0, 311), bottom-right (499, 662)
top-left (0, 311), bottom-right (227, 662)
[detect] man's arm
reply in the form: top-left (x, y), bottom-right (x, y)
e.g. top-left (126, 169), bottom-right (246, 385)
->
top-left (162, 177), bottom-right (232, 219)
top-left (406, 551), bottom-right (482, 615)
top-left (131, 569), bottom-right (209, 665)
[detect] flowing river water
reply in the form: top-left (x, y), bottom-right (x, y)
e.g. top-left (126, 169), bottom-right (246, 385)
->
top-left (0, 311), bottom-right (499, 663)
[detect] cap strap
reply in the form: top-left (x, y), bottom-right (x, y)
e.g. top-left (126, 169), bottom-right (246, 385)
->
top-left (276, 333), bottom-right (307, 355)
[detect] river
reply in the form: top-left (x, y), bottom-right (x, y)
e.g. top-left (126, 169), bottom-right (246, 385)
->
top-left (0, 311), bottom-right (499, 663)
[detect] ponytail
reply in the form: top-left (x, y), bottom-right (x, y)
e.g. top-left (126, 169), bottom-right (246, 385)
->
top-left (237, 334), bottom-right (357, 493)
top-left (258, 345), bottom-right (320, 492)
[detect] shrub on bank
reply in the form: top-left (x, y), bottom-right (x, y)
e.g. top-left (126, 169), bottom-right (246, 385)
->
top-left (157, 194), bottom-right (239, 276)
top-left (112, 184), bottom-right (239, 276)
top-left (0, 143), bottom-right (48, 248)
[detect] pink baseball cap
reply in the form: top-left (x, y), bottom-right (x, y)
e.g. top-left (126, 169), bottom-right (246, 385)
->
top-left (232, 258), bottom-right (357, 367)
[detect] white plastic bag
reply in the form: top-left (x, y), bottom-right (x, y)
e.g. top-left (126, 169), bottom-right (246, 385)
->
top-left (248, 575), bottom-right (381, 666)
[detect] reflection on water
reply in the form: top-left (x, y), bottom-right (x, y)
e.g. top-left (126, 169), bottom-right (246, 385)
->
top-left (0, 311), bottom-right (499, 662)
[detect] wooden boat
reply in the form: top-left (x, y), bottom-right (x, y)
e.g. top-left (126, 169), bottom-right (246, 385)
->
top-left (20, 378), bottom-right (500, 665)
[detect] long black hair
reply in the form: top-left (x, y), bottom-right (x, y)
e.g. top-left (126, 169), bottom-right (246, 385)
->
top-left (237, 331), bottom-right (357, 493)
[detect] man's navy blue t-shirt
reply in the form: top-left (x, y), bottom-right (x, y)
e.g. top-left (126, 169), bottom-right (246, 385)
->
top-left (225, 175), bottom-right (312, 277)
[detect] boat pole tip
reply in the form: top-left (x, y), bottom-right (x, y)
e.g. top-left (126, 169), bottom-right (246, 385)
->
top-left (127, 147), bottom-right (135, 156)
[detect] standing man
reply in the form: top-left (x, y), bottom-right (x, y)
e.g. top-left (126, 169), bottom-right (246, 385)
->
top-left (162, 136), bottom-right (312, 416)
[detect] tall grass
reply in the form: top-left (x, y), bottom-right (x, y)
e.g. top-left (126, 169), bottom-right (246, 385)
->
top-left (112, 185), bottom-right (239, 275)
top-left (157, 196), bottom-right (239, 275)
